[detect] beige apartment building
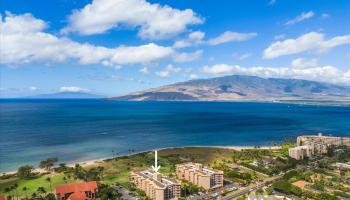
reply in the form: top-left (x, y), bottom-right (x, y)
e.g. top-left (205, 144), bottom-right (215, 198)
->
top-left (297, 134), bottom-right (350, 147)
top-left (130, 170), bottom-right (180, 200)
top-left (288, 145), bottom-right (313, 160)
top-left (289, 133), bottom-right (350, 160)
top-left (176, 163), bottom-right (224, 191)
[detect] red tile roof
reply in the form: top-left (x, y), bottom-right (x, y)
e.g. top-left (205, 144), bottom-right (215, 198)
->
top-left (69, 192), bottom-right (86, 200)
top-left (0, 196), bottom-right (5, 200)
top-left (55, 181), bottom-right (98, 200)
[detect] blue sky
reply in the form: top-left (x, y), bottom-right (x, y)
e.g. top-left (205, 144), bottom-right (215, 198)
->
top-left (1, 0), bottom-right (350, 97)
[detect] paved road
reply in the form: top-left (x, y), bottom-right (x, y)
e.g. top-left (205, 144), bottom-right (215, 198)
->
top-left (221, 175), bottom-right (282, 200)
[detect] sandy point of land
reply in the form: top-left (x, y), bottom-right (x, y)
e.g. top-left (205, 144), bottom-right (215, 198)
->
top-left (213, 145), bottom-right (282, 150)
top-left (163, 145), bottom-right (282, 151)
top-left (1, 145), bottom-right (281, 175)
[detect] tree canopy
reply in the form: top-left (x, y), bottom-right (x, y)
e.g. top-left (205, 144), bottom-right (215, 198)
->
top-left (17, 165), bottom-right (34, 179)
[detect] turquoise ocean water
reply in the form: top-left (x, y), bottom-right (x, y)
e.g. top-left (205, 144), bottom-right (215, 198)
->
top-left (1, 99), bottom-right (350, 172)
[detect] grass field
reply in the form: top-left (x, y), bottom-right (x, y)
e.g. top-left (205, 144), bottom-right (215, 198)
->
top-left (0, 173), bottom-right (78, 197)
top-left (0, 146), bottom-right (279, 198)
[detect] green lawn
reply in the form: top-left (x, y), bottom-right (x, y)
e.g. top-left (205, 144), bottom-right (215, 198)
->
top-left (1, 147), bottom-right (284, 198)
top-left (0, 173), bottom-right (78, 197)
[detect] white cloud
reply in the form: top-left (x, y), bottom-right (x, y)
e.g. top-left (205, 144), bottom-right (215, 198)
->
top-left (173, 50), bottom-right (203, 63)
top-left (263, 32), bottom-right (350, 59)
top-left (174, 30), bottom-right (256, 48)
top-left (232, 53), bottom-right (251, 60)
top-left (189, 74), bottom-right (198, 79)
top-left (291, 58), bottom-right (318, 69)
top-left (62, 0), bottom-right (203, 39)
top-left (29, 86), bottom-right (38, 91)
top-left (202, 64), bottom-right (238, 74)
top-left (207, 31), bottom-right (257, 45)
top-left (201, 64), bottom-right (350, 85)
top-left (0, 13), bottom-right (174, 66)
top-left (139, 67), bottom-right (150, 75)
top-left (173, 31), bottom-right (205, 48)
top-left (59, 86), bottom-right (89, 93)
top-left (285, 11), bottom-right (315, 26)
top-left (155, 64), bottom-right (182, 77)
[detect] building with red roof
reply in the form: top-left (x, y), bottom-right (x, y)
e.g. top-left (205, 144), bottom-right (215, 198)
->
top-left (0, 195), bottom-right (5, 200)
top-left (55, 181), bottom-right (98, 200)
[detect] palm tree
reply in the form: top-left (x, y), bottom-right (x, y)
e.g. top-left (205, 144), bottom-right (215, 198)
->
top-left (97, 166), bottom-right (104, 180)
top-left (4, 187), bottom-right (11, 199)
top-left (46, 177), bottom-right (52, 191)
top-left (22, 186), bottom-right (28, 200)
top-left (63, 176), bottom-right (67, 183)
top-left (37, 187), bottom-right (46, 198)
top-left (31, 192), bottom-right (37, 199)
top-left (12, 184), bottom-right (18, 200)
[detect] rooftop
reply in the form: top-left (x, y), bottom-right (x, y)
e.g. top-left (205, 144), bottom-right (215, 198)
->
top-left (55, 181), bottom-right (97, 199)
top-left (135, 170), bottom-right (178, 188)
top-left (292, 180), bottom-right (307, 190)
top-left (178, 162), bottom-right (223, 175)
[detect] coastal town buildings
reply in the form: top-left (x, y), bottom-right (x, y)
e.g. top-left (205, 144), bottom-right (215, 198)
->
top-left (289, 133), bottom-right (350, 160)
top-left (55, 181), bottom-right (98, 200)
top-left (297, 134), bottom-right (350, 147)
top-left (288, 145), bottom-right (314, 160)
top-left (130, 170), bottom-right (180, 200)
top-left (332, 162), bottom-right (350, 170)
top-left (176, 163), bottom-right (224, 191)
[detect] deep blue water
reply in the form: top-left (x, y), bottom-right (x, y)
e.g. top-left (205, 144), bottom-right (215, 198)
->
top-left (1, 99), bottom-right (350, 172)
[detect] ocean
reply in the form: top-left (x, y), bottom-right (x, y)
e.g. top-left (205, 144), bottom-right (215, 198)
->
top-left (1, 99), bottom-right (350, 172)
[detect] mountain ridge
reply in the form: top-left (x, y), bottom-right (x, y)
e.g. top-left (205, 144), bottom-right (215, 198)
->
top-left (111, 75), bottom-right (350, 102)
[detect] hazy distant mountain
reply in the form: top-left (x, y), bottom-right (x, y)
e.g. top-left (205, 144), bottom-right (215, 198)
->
top-left (111, 75), bottom-right (350, 102)
top-left (24, 92), bottom-right (102, 99)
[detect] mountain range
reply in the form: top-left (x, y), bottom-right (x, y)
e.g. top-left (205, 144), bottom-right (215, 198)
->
top-left (112, 75), bottom-right (350, 102)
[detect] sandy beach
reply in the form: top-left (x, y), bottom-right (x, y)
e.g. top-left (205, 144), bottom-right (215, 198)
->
top-left (1, 145), bottom-right (281, 175)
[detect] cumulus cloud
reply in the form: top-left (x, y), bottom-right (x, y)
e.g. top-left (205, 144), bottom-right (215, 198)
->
top-left (29, 86), bottom-right (38, 91)
top-left (232, 53), bottom-right (251, 60)
top-left (155, 64), bottom-right (182, 77)
top-left (291, 58), bottom-right (318, 69)
top-left (62, 0), bottom-right (203, 39)
top-left (189, 74), bottom-right (198, 79)
top-left (173, 50), bottom-right (203, 62)
top-left (201, 64), bottom-right (350, 85)
top-left (139, 67), bottom-right (150, 75)
top-left (263, 32), bottom-right (350, 59)
top-left (285, 11), bottom-right (314, 25)
top-left (174, 30), bottom-right (257, 48)
top-left (59, 86), bottom-right (89, 93)
top-left (0, 13), bottom-right (174, 66)
top-left (173, 31), bottom-right (205, 48)
top-left (207, 31), bottom-right (257, 45)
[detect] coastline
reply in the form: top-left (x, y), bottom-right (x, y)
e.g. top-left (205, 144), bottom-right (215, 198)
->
top-left (1, 145), bottom-right (281, 175)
